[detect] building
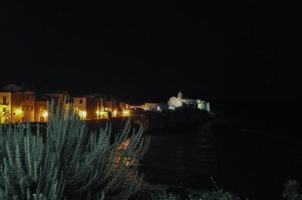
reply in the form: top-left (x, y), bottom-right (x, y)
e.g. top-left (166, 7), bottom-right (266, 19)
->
top-left (168, 92), bottom-right (183, 108)
top-left (94, 97), bottom-right (127, 119)
top-left (11, 91), bottom-right (24, 123)
top-left (196, 100), bottom-right (210, 111)
top-left (32, 93), bottom-right (49, 122)
top-left (0, 92), bottom-right (12, 123)
top-left (86, 97), bottom-right (98, 120)
top-left (135, 103), bottom-right (159, 111)
top-left (168, 91), bottom-right (210, 111)
top-left (44, 91), bottom-right (70, 106)
top-left (70, 96), bottom-right (87, 119)
top-left (0, 84), bottom-right (25, 123)
top-left (0, 84), bottom-right (135, 123)
top-left (0, 85), bottom-right (64, 123)
top-left (22, 91), bottom-right (35, 122)
top-left (35, 100), bottom-right (48, 122)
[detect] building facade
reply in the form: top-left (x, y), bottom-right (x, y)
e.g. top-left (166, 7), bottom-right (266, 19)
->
top-left (0, 92), bottom-right (12, 123)
top-left (71, 97), bottom-right (87, 119)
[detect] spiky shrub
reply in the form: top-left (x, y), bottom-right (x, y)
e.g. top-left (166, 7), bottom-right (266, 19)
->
top-left (283, 180), bottom-right (302, 200)
top-left (0, 102), bottom-right (149, 200)
top-left (149, 190), bottom-right (241, 200)
top-left (197, 190), bottom-right (241, 200)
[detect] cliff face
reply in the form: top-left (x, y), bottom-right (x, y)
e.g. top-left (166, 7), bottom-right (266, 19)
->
top-left (145, 109), bottom-right (213, 133)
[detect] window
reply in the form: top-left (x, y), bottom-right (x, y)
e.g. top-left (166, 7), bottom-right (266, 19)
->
top-left (79, 99), bottom-right (83, 104)
top-left (27, 106), bottom-right (32, 111)
top-left (3, 97), bottom-right (7, 104)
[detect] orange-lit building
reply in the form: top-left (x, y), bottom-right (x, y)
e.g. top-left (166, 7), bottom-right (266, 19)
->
top-left (70, 96), bottom-right (87, 119)
top-left (0, 85), bottom-right (24, 123)
top-left (11, 91), bottom-right (24, 123)
top-left (86, 97), bottom-right (98, 120)
top-left (35, 100), bottom-right (48, 122)
top-left (0, 84), bottom-right (134, 123)
top-left (22, 91), bottom-right (35, 122)
top-left (0, 91), bottom-right (12, 123)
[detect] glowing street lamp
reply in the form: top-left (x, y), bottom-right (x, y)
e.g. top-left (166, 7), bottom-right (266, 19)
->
top-left (79, 110), bottom-right (87, 119)
top-left (42, 111), bottom-right (48, 118)
top-left (15, 108), bottom-right (23, 115)
top-left (113, 110), bottom-right (117, 117)
top-left (122, 109), bottom-right (130, 116)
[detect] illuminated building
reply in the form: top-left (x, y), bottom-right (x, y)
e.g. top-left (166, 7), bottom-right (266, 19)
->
top-left (35, 100), bottom-right (48, 122)
top-left (0, 84), bottom-right (136, 123)
top-left (0, 88), bottom-right (24, 123)
top-left (86, 97), bottom-right (98, 120)
top-left (122, 109), bottom-right (131, 116)
top-left (11, 91), bottom-right (24, 123)
top-left (168, 91), bottom-right (210, 111)
top-left (43, 91), bottom-right (71, 115)
top-left (136, 103), bottom-right (159, 111)
top-left (0, 92), bottom-right (12, 123)
top-left (22, 91), bottom-right (35, 122)
top-left (95, 97), bottom-right (119, 119)
top-left (70, 97), bottom-right (87, 119)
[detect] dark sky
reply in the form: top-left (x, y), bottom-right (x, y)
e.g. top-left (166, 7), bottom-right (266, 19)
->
top-left (0, 2), bottom-right (301, 105)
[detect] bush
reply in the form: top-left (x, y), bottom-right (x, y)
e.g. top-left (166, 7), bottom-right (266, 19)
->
top-left (146, 177), bottom-right (243, 200)
top-left (149, 189), bottom-right (241, 200)
top-left (0, 102), bottom-right (149, 200)
top-left (283, 180), bottom-right (302, 200)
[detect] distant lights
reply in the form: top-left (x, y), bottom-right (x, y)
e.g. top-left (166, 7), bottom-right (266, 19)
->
top-left (15, 108), bottom-right (23, 115)
top-left (122, 109), bottom-right (130, 116)
top-left (42, 111), bottom-right (48, 118)
top-left (168, 106), bottom-right (175, 110)
top-left (113, 110), bottom-right (117, 116)
top-left (79, 110), bottom-right (87, 119)
top-left (96, 110), bottom-right (107, 118)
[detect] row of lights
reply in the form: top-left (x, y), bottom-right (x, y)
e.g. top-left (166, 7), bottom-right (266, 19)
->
top-left (95, 109), bottom-right (130, 118)
top-left (14, 108), bottom-right (48, 118)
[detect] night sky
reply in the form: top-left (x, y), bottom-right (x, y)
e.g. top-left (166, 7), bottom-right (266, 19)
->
top-left (0, 2), bottom-right (301, 115)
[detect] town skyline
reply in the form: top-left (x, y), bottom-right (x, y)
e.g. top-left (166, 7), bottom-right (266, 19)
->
top-left (0, 83), bottom-right (209, 123)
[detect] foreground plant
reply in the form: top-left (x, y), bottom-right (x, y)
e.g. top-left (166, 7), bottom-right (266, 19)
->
top-left (149, 189), bottom-right (241, 200)
top-left (283, 180), bottom-right (302, 200)
top-left (0, 102), bottom-right (149, 200)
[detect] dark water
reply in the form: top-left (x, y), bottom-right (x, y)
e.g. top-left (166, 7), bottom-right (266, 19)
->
top-left (141, 118), bottom-right (302, 200)
top-left (142, 125), bottom-right (217, 188)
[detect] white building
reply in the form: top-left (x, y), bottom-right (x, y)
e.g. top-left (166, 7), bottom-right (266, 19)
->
top-left (168, 91), bottom-right (210, 111)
